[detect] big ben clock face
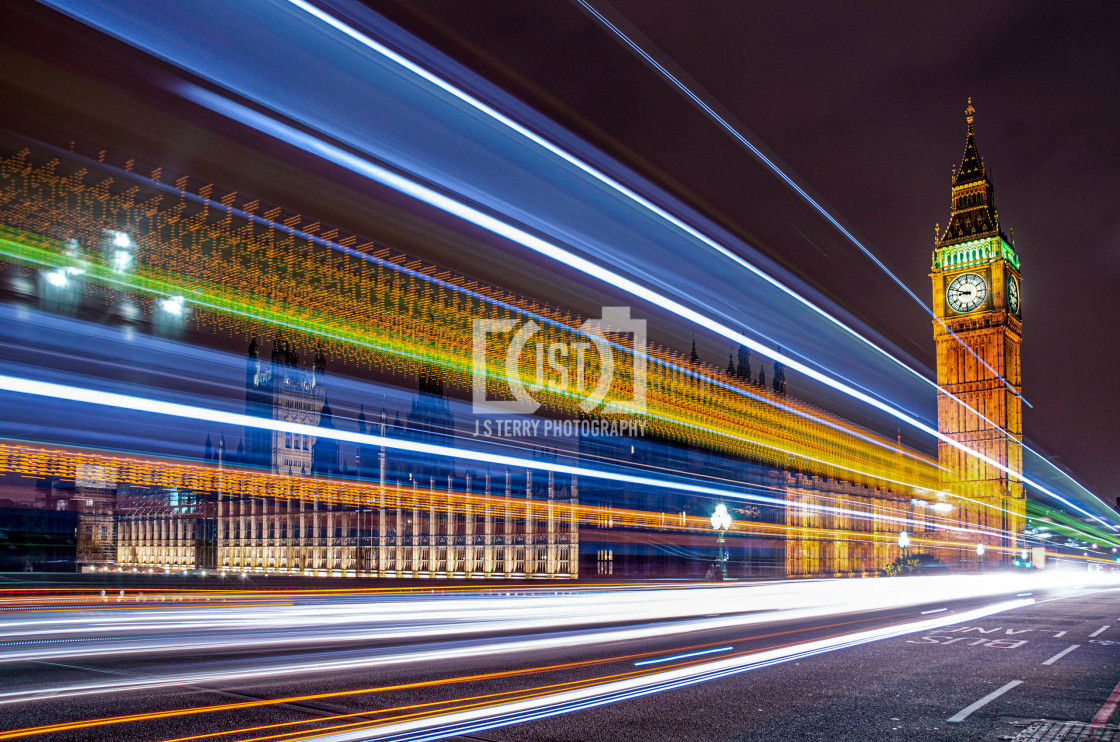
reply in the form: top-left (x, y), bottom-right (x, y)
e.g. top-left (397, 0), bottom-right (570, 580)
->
top-left (946, 273), bottom-right (987, 313)
top-left (1007, 275), bottom-right (1020, 314)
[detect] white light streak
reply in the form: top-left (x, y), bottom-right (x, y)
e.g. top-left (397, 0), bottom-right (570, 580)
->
top-left (0, 372), bottom-right (991, 537)
top-left (175, 86), bottom-right (1118, 531)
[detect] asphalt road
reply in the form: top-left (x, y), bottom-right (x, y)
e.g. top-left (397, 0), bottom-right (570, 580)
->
top-left (1, 577), bottom-right (1117, 742)
top-left (492, 587), bottom-right (1120, 742)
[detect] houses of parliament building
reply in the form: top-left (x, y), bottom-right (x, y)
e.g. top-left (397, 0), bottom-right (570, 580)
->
top-left (6, 101), bottom-right (1026, 579)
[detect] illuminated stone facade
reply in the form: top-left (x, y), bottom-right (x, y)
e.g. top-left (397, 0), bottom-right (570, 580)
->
top-left (114, 342), bottom-right (579, 578)
top-left (115, 473), bottom-right (579, 578)
top-left (244, 336), bottom-right (324, 475)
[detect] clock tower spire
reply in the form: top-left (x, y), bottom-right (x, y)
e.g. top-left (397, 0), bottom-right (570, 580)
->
top-left (931, 99), bottom-right (1025, 565)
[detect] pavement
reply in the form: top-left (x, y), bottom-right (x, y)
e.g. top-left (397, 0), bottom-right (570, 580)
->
top-left (1, 575), bottom-right (1117, 741)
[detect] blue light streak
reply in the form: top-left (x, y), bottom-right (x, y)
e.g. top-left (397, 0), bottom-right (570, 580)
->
top-left (633, 645), bottom-right (733, 666)
top-left (173, 87), bottom-right (1118, 532)
top-left (573, 0), bottom-right (1029, 409)
top-left (0, 372), bottom-right (991, 536)
top-left (29, 0), bottom-right (1120, 526)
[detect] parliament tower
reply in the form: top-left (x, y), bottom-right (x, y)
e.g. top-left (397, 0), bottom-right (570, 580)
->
top-left (931, 99), bottom-right (1025, 560)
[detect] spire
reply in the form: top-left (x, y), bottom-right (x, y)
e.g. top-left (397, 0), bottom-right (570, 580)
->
top-left (938, 98), bottom-right (1006, 248)
top-left (356, 403), bottom-right (367, 434)
top-left (318, 396), bottom-right (335, 429)
top-left (737, 345), bottom-right (752, 382)
top-left (954, 97), bottom-right (987, 187)
top-left (772, 350), bottom-right (787, 395)
top-left (688, 339), bottom-right (700, 365)
top-left (203, 434), bottom-right (213, 462)
top-left (726, 353), bottom-right (736, 376)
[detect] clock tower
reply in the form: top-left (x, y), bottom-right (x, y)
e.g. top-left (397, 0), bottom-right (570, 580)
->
top-left (931, 99), bottom-right (1024, 561)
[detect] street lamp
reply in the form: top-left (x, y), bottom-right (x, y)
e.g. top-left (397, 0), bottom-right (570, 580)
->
top-left (111, 230), bottom-right (132, 273)
top-left (710, 504), bottom-right (732, 579)
top-left (159, 295), bottom-right (185, 316)
top-left (155, 295), bottom-right (188, 338)
top-left (976, 541), bottom-right (985, 571)
top-left (897, 530), bottom-right (910, 554)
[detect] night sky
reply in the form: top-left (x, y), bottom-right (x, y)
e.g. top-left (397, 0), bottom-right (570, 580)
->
top-left (366, 0), bottom-right (1120, 496)
top-left (0, 1), bottom-right (1117, 496)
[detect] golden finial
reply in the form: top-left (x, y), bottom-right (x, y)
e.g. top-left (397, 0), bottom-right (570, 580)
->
top-left (965, 97), bottom-right (975, 125)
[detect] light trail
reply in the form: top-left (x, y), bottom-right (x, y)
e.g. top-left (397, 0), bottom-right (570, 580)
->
top-left (573, 0), bottom-right (1120, 545)
top-left (5, 133), bottom-right (940, 474)
top-left (32, 0), bottom-right (1111, 535)
top-left (0, 141), bottom-right (1104, 544)
top-left (279, 0), bottom-right (1027, 420)
top-left (0, 609), bottom-right (904, 736)
top-left (245, 598), bottom-right (1037, 742)
top-left (0, 373), bottom-right (1007, 543)
top-left (573, 0), bottom-right (1028, 408)
top-left (3, 437), bottom-right (1054, 555)
top-left (2, 225), bottom-right (1112, 549)
top-left (0, 574), bottom-right (1093, 682)
top-left (0, 207), bottom-right (941, 493)
top-left (263, 0), bottom-right (1096, 520)
top-left (171, 86), bottom-right (1118, 531)
top-left (633, 646), bottom-right (733, 666)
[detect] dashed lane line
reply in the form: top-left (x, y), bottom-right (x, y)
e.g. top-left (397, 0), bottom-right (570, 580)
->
top-left (948, 680), bottom-right (1023, 723)
top-left (1041, 644), bottom-right (1080, 666)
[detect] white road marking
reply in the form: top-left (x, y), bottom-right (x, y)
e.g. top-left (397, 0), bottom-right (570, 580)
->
top-left (1053, 631), bottom-right (1067, 638)
top-left (948, 680), bottom-right (1023, 722)
top-left (1090, 626), bottom-right (1110, 638)
top-left (1041, 644), bottom-right (1080, 665)
top-left (921, 608), bottom-right (947, 615)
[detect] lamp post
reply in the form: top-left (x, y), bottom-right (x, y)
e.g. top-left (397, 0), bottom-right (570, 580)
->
top-left (976, 541), bottom-right (985, 571)
top-left (898, 530), bottom-right (910, 558)
top-left (710, 504), bottom-right (732, 579)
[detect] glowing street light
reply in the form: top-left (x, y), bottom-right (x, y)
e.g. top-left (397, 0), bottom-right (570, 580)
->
top-left (159, 296), bottom-right (186, 316)
top-left (112, 249), bottom-right (132, 272)
top-left (710, 503), bottom-right (732, 531)
top-left (155, 295), bottom-right (188, 338)
top-left (976, 541), bottom-right (985, 571)
top-left (110, 231), bottom-right (133, 273)
top-left (39, 265), bottom-right (85, 316)
top-left (711, 504), bottom-right (732, 579)
top-left (897, 530), bottom-right (910, 551)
